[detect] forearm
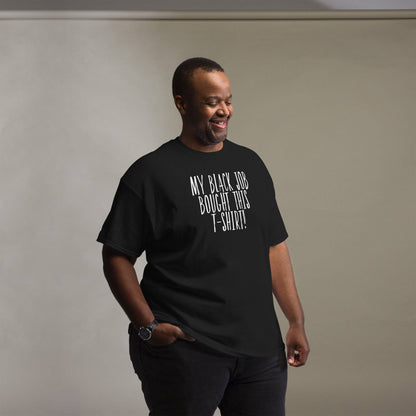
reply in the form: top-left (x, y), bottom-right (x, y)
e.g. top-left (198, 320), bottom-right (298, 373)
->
top-left (270, 241), bottom-right (304, 327)
top-left (102, 245), bottom-right (154, 329)
top-left (270, 241), bottom-right (310, 366)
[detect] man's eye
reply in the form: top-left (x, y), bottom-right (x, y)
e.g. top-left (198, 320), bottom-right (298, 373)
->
top-left (226, 102), bottom-right (232, 106)
top-left (207, 102), bottom-right (217, 107)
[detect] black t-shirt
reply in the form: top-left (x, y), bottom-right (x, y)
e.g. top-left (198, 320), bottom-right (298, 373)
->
top-left (97, 138), bottom-right (288, 357)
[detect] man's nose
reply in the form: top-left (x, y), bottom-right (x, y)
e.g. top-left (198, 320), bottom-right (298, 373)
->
top-left (217, 103), bottom-right (230, 117)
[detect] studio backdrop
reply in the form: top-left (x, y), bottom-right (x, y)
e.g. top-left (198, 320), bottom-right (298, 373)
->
top-left (0, 11), bottom-right (415, 416)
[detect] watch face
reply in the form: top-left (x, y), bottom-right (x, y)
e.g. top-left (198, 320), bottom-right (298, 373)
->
top-left (138, 327), bottom-right (151, 341)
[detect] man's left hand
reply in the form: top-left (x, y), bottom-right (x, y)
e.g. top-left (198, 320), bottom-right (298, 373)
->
top-left (286, 325), bottom-right (310, 367)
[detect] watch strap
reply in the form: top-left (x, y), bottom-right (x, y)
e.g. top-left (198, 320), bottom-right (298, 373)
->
top-left (147, 319), bottom-right (159, 332)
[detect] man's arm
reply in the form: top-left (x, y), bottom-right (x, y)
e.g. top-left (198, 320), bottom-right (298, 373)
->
top-left (270, 241), bottom-right (310, 367)
top-left (101, 245), bottom-right (195, 345)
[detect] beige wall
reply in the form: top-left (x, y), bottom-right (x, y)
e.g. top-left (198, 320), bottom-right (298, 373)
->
top-left (0, 16), bottom-right (415, 416)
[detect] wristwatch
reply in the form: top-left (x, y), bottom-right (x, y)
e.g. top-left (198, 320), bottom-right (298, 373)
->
top-left (138, 319), bottom-right (159, 341)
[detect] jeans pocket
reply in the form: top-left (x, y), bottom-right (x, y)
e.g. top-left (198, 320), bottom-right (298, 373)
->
top-left (144, 337), bottom-right (181, 349)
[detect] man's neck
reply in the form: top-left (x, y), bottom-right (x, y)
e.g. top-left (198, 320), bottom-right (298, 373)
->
top-left (179, 135), bottom-right (223, 153)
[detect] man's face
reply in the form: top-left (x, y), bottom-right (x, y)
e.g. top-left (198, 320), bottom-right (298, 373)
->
top-left (182, 69), bottom-right (233, 146)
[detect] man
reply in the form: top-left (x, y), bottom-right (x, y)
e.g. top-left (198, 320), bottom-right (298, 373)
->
top-left (97, 57), bottom-right (309, 416)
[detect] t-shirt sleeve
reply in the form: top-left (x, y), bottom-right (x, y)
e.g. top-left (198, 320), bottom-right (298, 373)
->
top-left (263, 166), bottom-right (288, 246)
top-left (268, 196), bottom-right (288, 246)
top-left (97, 180), bottom-right (150, 257)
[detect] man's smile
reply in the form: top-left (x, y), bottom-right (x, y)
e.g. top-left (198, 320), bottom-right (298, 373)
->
top-left (210, 119), bottom-right (228, 129)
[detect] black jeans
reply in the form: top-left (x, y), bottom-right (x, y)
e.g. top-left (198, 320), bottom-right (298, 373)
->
top-left (129, 327), bottom-right (287, 416)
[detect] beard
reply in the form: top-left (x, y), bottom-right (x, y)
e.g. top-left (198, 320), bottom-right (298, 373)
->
top-left (194, 123), bottom-right (227, 146)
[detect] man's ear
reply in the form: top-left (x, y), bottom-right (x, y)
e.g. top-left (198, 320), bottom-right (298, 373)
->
top-left (174, 95), bottom-right (187, 116)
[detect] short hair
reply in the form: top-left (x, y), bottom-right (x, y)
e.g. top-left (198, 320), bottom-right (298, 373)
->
top-left (172, 57), bottom-right (224, 98)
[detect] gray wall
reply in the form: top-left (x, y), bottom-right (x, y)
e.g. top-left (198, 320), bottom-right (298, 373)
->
top-left (1, 15), bottom-right (415, 416)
